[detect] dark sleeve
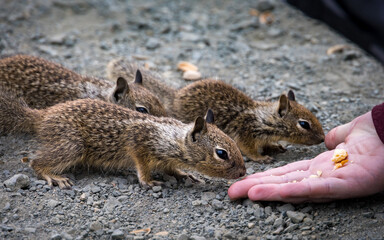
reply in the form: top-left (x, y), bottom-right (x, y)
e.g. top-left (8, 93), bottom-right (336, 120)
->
top-left (372, 103), bottom-right (384, 144)
top-left (286, 0), bottom-right (384, 63)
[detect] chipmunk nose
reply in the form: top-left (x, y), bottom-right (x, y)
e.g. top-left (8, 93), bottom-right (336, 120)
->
top-left (238, 167), bottom-right (246, 178)
top-left (318, 134), bottom-right (325, 143)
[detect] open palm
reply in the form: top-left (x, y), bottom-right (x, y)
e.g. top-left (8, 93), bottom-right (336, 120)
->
top-left (228, 112), bottom-right (384, 203)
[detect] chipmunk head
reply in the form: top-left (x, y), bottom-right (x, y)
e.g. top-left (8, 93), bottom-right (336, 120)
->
top-left (110, 70), bottom-right (167, 117)
top-left (184, 109), bottom-right (246, 179)
top-left (275, 90), bottom-right (324, 145)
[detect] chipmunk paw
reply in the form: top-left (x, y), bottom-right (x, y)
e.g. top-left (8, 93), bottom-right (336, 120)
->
top-left (139, 179), bottom-right (164, 189)
top-left (247, 154), bottom-right (274, 163)
top-left (185, 174), bottom-right (202, 183)
top-left (262, 144), bottom-right (287, 155)
top-left (169, 170), bottom-right (202, 183)
top-left (41, 174), bottom-right (73, 189)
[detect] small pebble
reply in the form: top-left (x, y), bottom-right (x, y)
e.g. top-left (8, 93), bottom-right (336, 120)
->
top-left (50, 233), bottom-right (63, 240)
top-left (152, 186), bottom-right (162, 193)
top-left (256, 0), bottom-right (275, 12)
top-left (277, 204), bottom-right (295, 213)
top-left (201, 192), bottom-right (216, 201)
top-left (284, 223), bottom-right (299, 233)
top-left (265, 214), bottom-right (277, 225)
top-left (111, 229), bottom-right (125, 240)
top-left (192, 200), bottom-right (202, 206)
top-left (178, 233), bottom-right (190, 240)
top-left (3, 174), bottom-right (30, 191)
top-left (211, 199), bottom-right (223, 210)
top-left (38, 45), bottom-right (58, 57)
top-left (190, 235), bottom-right (206, 240)
top-left (23, 227), bottom-right (36, 233)
top-left (286, 211), bottom-right (306, 223)
top-left (47, 199), bottom-right (61, 208)
top-left (273, 217), bottom-right (285, 228)
top-left (146, 38), bottom-right (161, 50)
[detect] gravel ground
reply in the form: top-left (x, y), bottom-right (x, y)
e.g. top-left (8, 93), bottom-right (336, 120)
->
top-left (1, 0), bottom-right (384, 239)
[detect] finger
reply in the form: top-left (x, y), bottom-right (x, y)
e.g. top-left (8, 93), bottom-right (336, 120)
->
top-left (244, 160), bottom-right (312, 179)
top-left (325, 122), bottom-right (353, 150)
top-left (228, 171), bottom-right (310, 200)
top-left (247, 178), bottom-right (349, 202)
top-left (228, 179), bottom-right (263, 200)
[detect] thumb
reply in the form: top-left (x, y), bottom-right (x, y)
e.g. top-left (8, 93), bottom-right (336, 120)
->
top-left (325, 122), bottom-right (352, 150)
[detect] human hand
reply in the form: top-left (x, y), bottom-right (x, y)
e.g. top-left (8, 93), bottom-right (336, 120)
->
top-left (228, 112), bottom-right (384, 203)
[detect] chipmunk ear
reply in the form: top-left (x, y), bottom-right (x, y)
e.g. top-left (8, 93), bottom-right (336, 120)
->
top-left (287, 90), bottom-right (295, 101)
top-left (191, 116), bottom-right (207, 142)
top-left (134, 70), bottom-right (143, 85)
top-left (278, 94), bottom-right (290, 117)
top-left (205, 109), bottom-right (214, 124)
top-left (113, 77), bottom-right (129, 103)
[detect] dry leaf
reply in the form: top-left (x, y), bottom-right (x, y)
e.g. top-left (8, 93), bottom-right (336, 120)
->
top-left (130, 228), bottom-right (151, 235)
top-left (317, 170), bottom-right (322, 177)
top-left (259, 11), bottom-right (274, 25)
top-left (177, 61), bottom-right (198, 72)
top-left (249, 8), bottom-right (260, 16)
top-left (155, 231), bottom-right (169, 236)
top-left (183, 70), bottom-right (202, 81)
top-left (327, 44), bottom-right (349, 55)
top-left (21, 157), bottom-right (29, 163)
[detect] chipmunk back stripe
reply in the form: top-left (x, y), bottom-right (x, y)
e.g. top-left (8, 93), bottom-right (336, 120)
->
top-left (0, 55), bottom-right (167, 118)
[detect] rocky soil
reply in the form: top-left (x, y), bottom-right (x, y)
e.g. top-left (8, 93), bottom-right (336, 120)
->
top-left (1, 0), bottom-right (384, 239)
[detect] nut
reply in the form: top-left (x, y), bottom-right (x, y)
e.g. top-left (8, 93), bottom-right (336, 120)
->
top-left (331, 149), bottom-right (348, 163)
top-left (331, 149), bottom-right (349, 170)
top-left (182, 70), bottom-right (202, 81)
top-left (177, 61), bottom-right (198, 72)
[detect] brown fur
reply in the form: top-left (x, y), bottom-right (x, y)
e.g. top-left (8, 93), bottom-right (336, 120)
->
top-left (107, 58), bottom-right (176, 112)
top-left (0, 93), bottom-right (245, 188)
top-left (0, 93), bottom-right (41, 134)
top-left (107, 59), bottom-right (325, 161)
top-left (0, 55), bottom-right (167, 117)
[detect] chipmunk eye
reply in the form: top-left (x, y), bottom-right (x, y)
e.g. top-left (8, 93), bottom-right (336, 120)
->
top-left (298, 120), bottom-right (311, 130)
top-left (136, 107), bottom-right (149, 114)
top-left (215, 149), bottom-right (229, 160)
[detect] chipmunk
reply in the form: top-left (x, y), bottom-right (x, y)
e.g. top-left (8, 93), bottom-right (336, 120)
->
top-left (107, 59), bottom-right (325, 162)
top-left (0, 93), bottom-right (245, 188)
top-left (0, 54), bottom-right (167, 117)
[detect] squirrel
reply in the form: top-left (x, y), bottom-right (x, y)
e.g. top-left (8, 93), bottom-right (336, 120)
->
top-left (0, 54), bottom-right (167, 117)
top-left (0, 93), bottom-right (246, 188)
top-left (107, 58), bottom-right (325, 162)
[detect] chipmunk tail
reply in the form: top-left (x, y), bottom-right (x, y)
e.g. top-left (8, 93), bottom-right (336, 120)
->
top-left (0, 92), bottom-right (41, 135)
